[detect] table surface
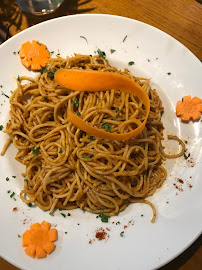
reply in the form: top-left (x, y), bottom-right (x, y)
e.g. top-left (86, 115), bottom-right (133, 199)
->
top-left (0, 0), bottom-right (201, 269)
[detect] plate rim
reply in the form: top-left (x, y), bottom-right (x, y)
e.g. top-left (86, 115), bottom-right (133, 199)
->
top-left (0, 13), bottom-right (202, 270)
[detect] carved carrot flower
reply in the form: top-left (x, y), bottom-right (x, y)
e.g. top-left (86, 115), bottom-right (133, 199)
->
top-left (19, 40), bottom-right (50, 70)
top-left (176, 95), bottom-right (202, 121)
top-left (22, 221), bottom-right (57, 259)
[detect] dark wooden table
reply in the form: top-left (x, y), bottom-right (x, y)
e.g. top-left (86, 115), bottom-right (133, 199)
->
top-left (0, 0), bottom-right (202, 269)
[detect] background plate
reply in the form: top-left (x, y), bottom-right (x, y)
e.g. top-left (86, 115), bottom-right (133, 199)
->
top-left (0, 14), bottom-right (201, 270)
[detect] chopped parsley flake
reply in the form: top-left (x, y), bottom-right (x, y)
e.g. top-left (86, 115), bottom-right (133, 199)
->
top-left (59, 208), bottom-right (62, 211)
top-left (123, 35), bottom-right (127, 42)
top-left (116, 221), bottom-right (120, 225)
top-left (6, 177), bottom-right (9, 181)
top-left (1, 91), bottom-right (9, 98)
top-left (116, 108), bottom-right (120, 113)
top-left (184, 153), bottom-right (190, 160)
top-left (13, 52), bottom-right (16, 54)
top-left (61, 213), bottom-right (66, 218)
top-left (80, 36), bottom-right (88, 43)
top-left (97, 49), bottom-right (106, 59)
top-left (88, 136), bottom-right (94, 141)
top-left (10, 192), bottom-right (15, 198)
top-left (0, 125), bottom-right (3, 131)
top-left (24, 178), bottom-right (29, 185)
top-left (101, 122), bottom-right (111, 133)
top-left (17, 75), bottom-right (20, 81)
top-left (128, 61), bottom-right (135, 65)
top-left (12, 176), bottom-right (16, 178)
top-left (40, 67), bottom-right (48, 74)
top-left (59, 148), bottom-right (62, 153)
top-left (7, 190), bottom-right (11, 193)
top-left (44, 96), bottom-right (49, 101)
top-left (37, 42), bottom-right (41, 45)
top-left (27, 203), bottom-right (32, 207)
top-left (65, 232), bottom-right (67, 234)
top-left (76, 112), bottom-right (81, 116)
top-left (74, 98), bottom-right (79, 107)
top-left (67, 213), bottom-right (71, 216)
top-left (82, 154), bottom-right (94, 159)
top-left (120, 231), bottom-right (124, 237)
top-left (110, 49), bottom-right (116, 54)
top-left (49, 212), bottom-right (54, 216)
top-left (141, 214), bottom-right (144, 217)
top-left (167, 72), bottom-right (171, 75)
top-left (185, 140), bottom-right (188, 144)
top-left (18, 234), bottom-right (21, 238)
top-left (112, 116), bottom-right (116, 120)
top-left (98, 213), bottom-right (109, 223)
top-left (31, 147), bottom-right (40, 155)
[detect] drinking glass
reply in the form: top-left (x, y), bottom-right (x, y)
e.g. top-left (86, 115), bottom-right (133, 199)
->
top-left (16, 0), bottom-right (64, 15)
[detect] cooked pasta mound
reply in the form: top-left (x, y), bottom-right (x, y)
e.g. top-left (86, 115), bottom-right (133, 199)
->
top-left (2, 54), bottom-right (185, 222)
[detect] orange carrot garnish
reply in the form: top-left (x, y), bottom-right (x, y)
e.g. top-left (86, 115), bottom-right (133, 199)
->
top-left (176, 95), bottom-right (202, 121)
top-left (55, 69), bottom-right (150, 141)
top-left (19, 40), bottom-right (50, 70)
top-left (22, 221), bottom-right (57, 259)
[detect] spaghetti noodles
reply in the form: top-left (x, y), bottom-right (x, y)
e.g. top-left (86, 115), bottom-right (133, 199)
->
top-left (2, 54), bottom-right (185, 222)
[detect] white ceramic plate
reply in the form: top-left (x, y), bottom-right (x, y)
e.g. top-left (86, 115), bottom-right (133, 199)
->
top-left (0, 14), bottom-right (201, 270)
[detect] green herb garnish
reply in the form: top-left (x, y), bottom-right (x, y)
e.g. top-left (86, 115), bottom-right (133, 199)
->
top-left (59, 148), bottom-right (62, 154)
top-left (123, 35), bottom-right (127, 42)
top-left (10, 192), bottom-right (15, 198)
top-left (184, 153), bottom-right (190, 160)
top-left (74, 98), bottom-right (79, 107)
top-left (120, 231), bottom-right (124, 237)
top-left (67, 213), bottom-right (71, 216)
top-left (17, 75), bottom-right (20, 81)
top-left (65, 232), bottom-right (67, 234)
top-left (110, 49), bottom-right (116, 54)
top-left (24, 178), bottom-right (29, 185)
top-left (97, 49), bottom-right (106, 59)
top-left (167, 72), bottom-right (171, 75)
top-left (128, 61), bottom-right (135, 65)
top-left (80, 36), bottom-right (88, 43)
top-left (1, 92), bottom-right (9, 98)
top-left (61, 213), bottom-right (66, 218)
top-left (18, 234), bottom-right (21, 238)
top-left (40, 67), bottom-right (48, 74)
top-left (27, 203), bottom-right (32, 207)
top-left (116, 221), bottom-right (120, 225)
top-left (88, 136), bottom-right (94, 141)
top-left (98, 213), bottom-right (109, 223)
top-left (12, 176), bottom-right (16, 178)
top-left (0, 125), bottom-right (3, 131)
top-left (101, 122), bottom-right (111, 133)
top-left (31, 147), bottom-right (40, 155)
top-left (77, 112), bottom-right (81, 116)
top-left (44, 96), bottom-right (49, 101)
top-left (49, 212), bottom-right (54, 216)
top-left (37, 42), bottom-right (41, 45)
top-left (116, 108), bottom-right (120, 113)
top-left (112, 116), bottom-right (116, 120)
top-left (6, 177), bottom-right (9, 181)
